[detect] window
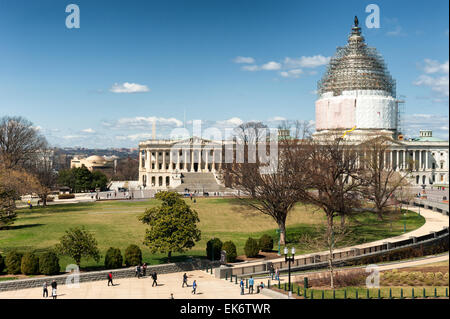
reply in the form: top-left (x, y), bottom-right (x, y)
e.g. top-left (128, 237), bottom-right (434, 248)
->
top-left (441, 163), bottom-right (444, 169)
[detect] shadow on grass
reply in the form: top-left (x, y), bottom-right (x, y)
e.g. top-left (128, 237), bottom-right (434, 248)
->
top-left (6, 224), bottom-right (44, 230)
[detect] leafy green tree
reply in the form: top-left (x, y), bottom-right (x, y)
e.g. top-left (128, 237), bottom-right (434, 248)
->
top-left (73, 166), bottom-right (93, 192)
top-left (139, 191), bottom-right (201, 262)
top-left (124, 244), bottom-right (142, 266)
top-left (39, 251), bottom-right (60, 275)
top-left (104, 247), bottom-right (123, 269)
top-left (91, 171), bottom-right (108, 191)
top-left (21, 252), bottom-right (40, 275)
top-left (222, 241), bottom-right (237, 263)
top-left (56, 227), bottom-right (100, 267)
top-left (206, 238), bottom-right (223, 261)
top-left (5, 250), bottom-right (23, 274)
top-left (258, 234), bottom-right (274, 252)
top-left (244, 237), bottom-right (260, 257)
top-left (0, 253), bottom-right (5, 273)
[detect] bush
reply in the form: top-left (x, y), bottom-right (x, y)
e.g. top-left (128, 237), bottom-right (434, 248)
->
top-left (5, 251), bottom-right (23, 274)
top-left (58, 194), bottom-right (75, 199)
top-left (21, 252), bottom-right (40, 275)
top-left (222, 241), bottom-right (237, 263)
top-left (105, 247), bottom-right (123, 269)
top-left (0, 254), bottom-right (5, 273)
top-left (258, 234), bottom-right (274, 252)
top-left (124, 245), bottom-right (142, 267)
top-left (424, 273), bottom-right (435, 286)
top-left (39, 251), bottom-right (60, 275)
top-left (46, 196), bottom-right (54, 202)
top-left (244, 237), bottom-right (260, 258)
top-left (206, 238), bottom-right (223, 261)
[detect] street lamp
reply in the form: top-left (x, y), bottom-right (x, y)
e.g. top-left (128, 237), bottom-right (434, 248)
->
top-left (284, 246), bottom-right (295, 298)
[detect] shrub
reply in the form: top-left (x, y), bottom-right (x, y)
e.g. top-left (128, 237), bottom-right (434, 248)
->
top-left (58, 194), bottom-right (75, 199)
top-left (244, 238), bottom-right (260, 258)
top-left (105, 247), bottom-right (123, 269)
top-left (444, 272), bottom-right (449, 284)
top-left (21, 252), bottom-right (40, 275)
top-left (222, 241), bottom-right (237, 263)
top-left (0, 254), bottom-right (5, 273)
top-left (124, 245), bottom-right (142, 267)
top-left (46, 196), bottom-right (54, 202)
top-left (424, 273), bottom-right (435, 286)
top-left (434, 272), bottom-right (444, 285)
top-left (258, 234), bottom-right (274, 252)
top-left (5, 251), bottom-right (23, 274)
top-left (206, 238), bottom-right (223, 261)
top-left (39, 251), bottom-right (60, 275)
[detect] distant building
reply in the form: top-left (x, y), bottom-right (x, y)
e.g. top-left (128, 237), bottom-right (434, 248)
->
top-left (70, 155), bottom-right (117, 175)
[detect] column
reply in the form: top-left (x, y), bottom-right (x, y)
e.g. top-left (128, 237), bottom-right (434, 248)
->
top-left (146, 150), bottom-right (151, 171)
top-left (139, 150), bottom-right (143, 170)
top-left (176, 150), bottom-right (180, 171)
top-left (155, 150), bottom-right (159, 172)
top-left (169, 149), bottom-right (173, 172)
top-left (396, 150), bottom-right (399, 171)
top-left (402, 150), bottom-right (406, 170)
top-left (412, 150), bottom-right (416, 171)
top-left (212, 150), bottom-right (216, 172)
top-left (389, 150), bottom-right (393, 170)
top-left (184, 149), bottom-right (188, 172)
top-left (419, 150), bottom-right (423, 170)
top-left (205, 149), bottom-right (209, 172)
top-left (425, 150), bottom-right (429, 170)
top-left (162, 149), bottom-right (166, 172)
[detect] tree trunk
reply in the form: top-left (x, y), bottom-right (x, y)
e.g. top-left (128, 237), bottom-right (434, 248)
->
top-left (167, 251), bottom-right (172, 263)
top-left (327, 214), bottom-right (335, 289)
top-left (278, 220), bottom-right (287, 246)
top-left (340, 214), bottom-right (345, 227)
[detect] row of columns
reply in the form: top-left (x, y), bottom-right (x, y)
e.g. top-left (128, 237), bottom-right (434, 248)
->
top-left (141, 148), bottom-right (223, 173)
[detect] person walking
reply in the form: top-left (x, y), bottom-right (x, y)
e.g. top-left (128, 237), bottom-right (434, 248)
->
top-left (248, 276), bottom-right (254, 294)
top-left (191, 280), bottom-right (197, 294)
top-left (51, 280), bottom-right (57, 299)
top-left (152, 271), bottom-right (158, 287)
top-left (43, 282), bottom-right (48, 298)
top-left (182, 273), bottom-right (188, 287)
top-left (275, 267), bottom-right (280, 281)
top-left (240, 279), bottom-right (244, 295)
top-left (142, 263), bottom-right (147, 277)
top-left (137, 265), bottom-right (142, 279)
top-left (135, 265), bottom-right (139, 277)
top-left (107, 272), bottom-right (113, 286)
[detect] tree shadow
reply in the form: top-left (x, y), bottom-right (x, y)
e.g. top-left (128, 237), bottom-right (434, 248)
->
top-left (6, 224), bottom-right (44, 230)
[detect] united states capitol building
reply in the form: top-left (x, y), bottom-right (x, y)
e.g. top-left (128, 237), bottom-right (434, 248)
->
top-left (137, 18), bottom-right (448, 192)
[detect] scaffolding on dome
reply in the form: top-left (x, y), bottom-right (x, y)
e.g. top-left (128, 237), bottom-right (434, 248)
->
top-left (317, 23), bottom-right (396, 97)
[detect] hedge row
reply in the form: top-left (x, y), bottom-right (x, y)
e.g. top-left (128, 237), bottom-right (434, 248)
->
top-left (0, 251), bottom-right (60, 275)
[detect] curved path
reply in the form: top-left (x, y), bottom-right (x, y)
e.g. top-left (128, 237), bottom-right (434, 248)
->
top-left (230, 206), bottom-right (449, 270)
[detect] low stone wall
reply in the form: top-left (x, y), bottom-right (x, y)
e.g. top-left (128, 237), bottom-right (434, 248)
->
top-left (0, 259), bottom-right (221, 292)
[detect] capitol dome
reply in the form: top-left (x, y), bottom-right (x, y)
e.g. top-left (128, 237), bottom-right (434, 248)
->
top-left (317, 17), bottom-right (396, 97)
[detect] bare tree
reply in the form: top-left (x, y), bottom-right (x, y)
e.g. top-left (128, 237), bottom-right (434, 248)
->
top-left (224, 138), bottom-right (308, 245)
top-left (0, 116), bottom-right (47, 169)
top-left (234, 121), bottom-right (268, 145)
top-left (111, 157), bottom-right (139, 181)
top-left (360, 136), bottom-right (413, 220)
top-left (31, 147), bottom-right (57, 206)
top-left (298, 136), bottom-right (365, 288)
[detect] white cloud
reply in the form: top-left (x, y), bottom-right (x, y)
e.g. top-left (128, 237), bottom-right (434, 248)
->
top-left (260, 61), bottom-right (282, 70)
top-left (242, 65), bottom-right (259, 71)
top-left (386, 26), bottom-right (405, 37)
top-left (267, 116), bottom-right (286, 122)
top-left (116, 133), bottom-right (154, 141)
top-left (110, 82), bottom-right (150, 93)
top-left (216, 117), bottom-right (243, 127)
top-left (62, 135), bottom-right (83, 139)
top-left (280, 69), bottom-right (303, 78)
top-left (403, 114), bottom-right (449, 140)
top-left (233, 56), bottom-right (255, 64)
top-left (413, 59), bottom-right (449, 99)
top-left (283, 55), bottom-right (330, 68)
top-left (106, 116), bottom-right (183, 130)
top-left (81, 128), bottom-right (95, 133)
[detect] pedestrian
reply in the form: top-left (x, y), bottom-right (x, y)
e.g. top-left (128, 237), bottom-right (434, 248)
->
top-left (275, 268), bottom-right (280, 281)
top-left (142, 263), bottom-right (147, 277)
top-left (107, 272), bottom-right (113, 286)
top-left (191, 280), bottom-right (197, 294)
top-left (248, 276), bottom-right (254, 294)
top-left (170, 293), bottom-right (174, 299)
top-left (269, 264), bottom-right (274, 278)
top-left (240, 279), bottom-right (244, 295)
top-left (136, 264), bottom-right (141, 278)
top-left (51, 280), bottom-right (57, 299)
top-left (182, 273), bottom-right (188, 287)
top-left (43, 282), bottom-right (48, 298)
top-left (152, 271), bottom-right (158, 287)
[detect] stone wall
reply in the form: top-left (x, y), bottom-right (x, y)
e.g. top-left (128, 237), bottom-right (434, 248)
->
top-left (0, 259), bottom-right (221, 292)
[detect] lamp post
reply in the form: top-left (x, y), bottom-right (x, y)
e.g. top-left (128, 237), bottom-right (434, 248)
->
top-left (403, 210), bottom-right (406, 233)
top-left (284, 247), bottom-right (295, 298)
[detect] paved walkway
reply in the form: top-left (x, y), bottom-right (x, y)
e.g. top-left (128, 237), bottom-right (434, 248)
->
top-left (230, 206), bottom-right (449, 269)
top-left (0, 270), bottom-right (270, 299)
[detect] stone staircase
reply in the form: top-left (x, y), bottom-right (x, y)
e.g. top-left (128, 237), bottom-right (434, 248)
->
top-left (173, 172), bottom-right (228, 193)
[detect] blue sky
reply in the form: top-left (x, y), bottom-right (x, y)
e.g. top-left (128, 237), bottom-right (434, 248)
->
top-left (0, 0), bottom-right (448, 148)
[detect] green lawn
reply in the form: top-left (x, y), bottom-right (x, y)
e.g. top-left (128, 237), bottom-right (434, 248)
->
top-left (0, 198), bottom-right (425, 271)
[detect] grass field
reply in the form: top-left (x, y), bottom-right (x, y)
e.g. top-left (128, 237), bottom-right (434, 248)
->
top-left (0, 198), bottom-right (425, 271)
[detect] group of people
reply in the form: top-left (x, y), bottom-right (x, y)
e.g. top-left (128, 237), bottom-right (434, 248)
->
top-left (268, 264), bottom-right (280, 281)
top-left (181, 272), bottom-right (197, 294)
top-left (239, 276), bottom-right (264, 295)
top-left (135, 264), bottom-right (158, 286)
top-left (42, 280), bottom-right (58, 299)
